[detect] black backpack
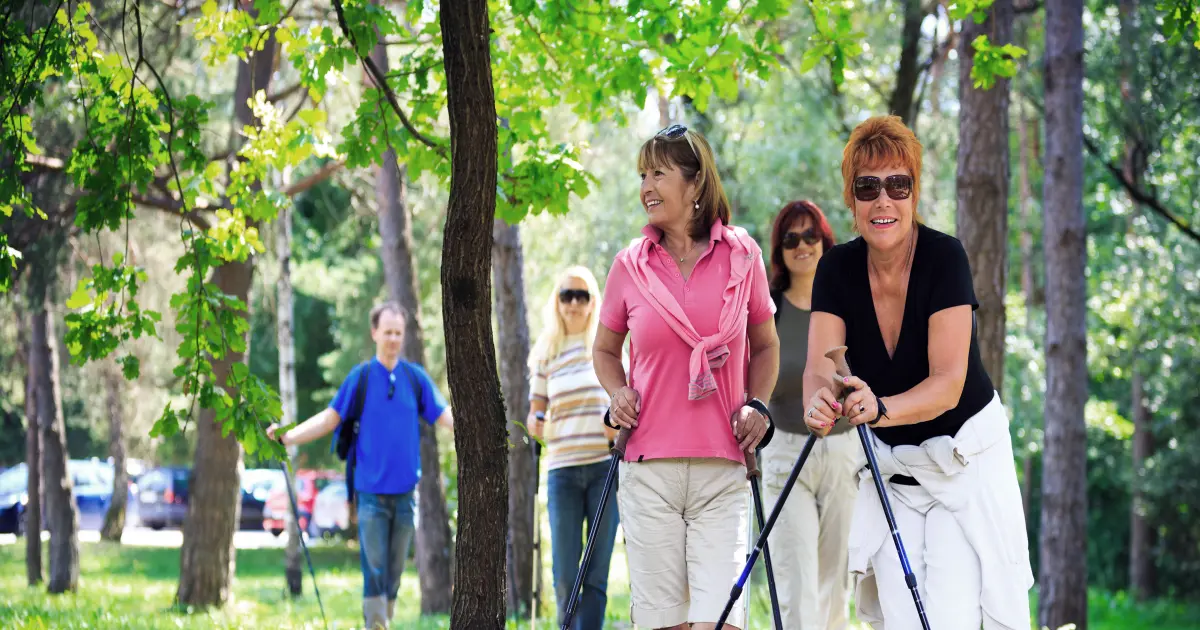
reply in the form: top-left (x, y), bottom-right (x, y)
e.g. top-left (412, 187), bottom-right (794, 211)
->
top-left (337, 361), bottom-right (425, 502)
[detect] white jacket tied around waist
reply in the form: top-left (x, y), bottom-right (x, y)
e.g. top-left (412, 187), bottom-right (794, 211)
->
top-left (848, 392), bottom-right (1034, 630)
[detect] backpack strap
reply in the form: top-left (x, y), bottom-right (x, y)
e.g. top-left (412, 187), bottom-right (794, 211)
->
top-left (401, 361), bottom-right (426, 419)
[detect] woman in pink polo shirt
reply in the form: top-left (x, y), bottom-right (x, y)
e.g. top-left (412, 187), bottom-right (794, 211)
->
top-left (593, 124), bottom-right (780, 630)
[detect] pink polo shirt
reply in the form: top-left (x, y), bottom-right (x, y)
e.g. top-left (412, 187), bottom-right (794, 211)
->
top-left (600, 222), bottom-right (775, 464)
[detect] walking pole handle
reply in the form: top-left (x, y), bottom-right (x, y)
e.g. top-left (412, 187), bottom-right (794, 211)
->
top-left (744, 449), bottom-right (761, 479)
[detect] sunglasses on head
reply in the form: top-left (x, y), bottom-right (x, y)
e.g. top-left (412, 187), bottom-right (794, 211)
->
top-left (781, 229), bottom-right (821, 250)
top-left (853, 174), bottom-right (913, 202)
top-left (655, 124), bottom-right (699, 161)
top-left (558, 289), bottom-right (591, 304)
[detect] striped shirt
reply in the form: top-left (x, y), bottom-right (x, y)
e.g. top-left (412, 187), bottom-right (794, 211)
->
top-left (530, 335), bottom-right (612, 470)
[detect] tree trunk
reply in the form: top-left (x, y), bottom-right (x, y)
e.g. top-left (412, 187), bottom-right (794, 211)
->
top-left (1129, 364), bottom-right (1155, 600)
top-left (176, 257), bottom-right (255, 608)
top-left (888, 0), bottom-right (927, 125)
top-left (177, 21), bottom-right (276, 609)
top-left (276, 190), bottom-right (303, 597)
top-left (956, 0), bottom-right (1013, 395)
top-left (32, 297), bottom-right (79, 594)
top-left (22, 305), bottom-right (43, 586)
top-left (369, 27), bottom-right (455, 615)
top-left (440, 1), bottom-right (505, 626)
top-left (1018, 103), bottom-right (1040, 306)
top-left (494, 218), bottom-right (534, 618)
top-left (100, 365), bottom-right (129, 543)
top-left (1038, 0), bottom-right (1088, 627)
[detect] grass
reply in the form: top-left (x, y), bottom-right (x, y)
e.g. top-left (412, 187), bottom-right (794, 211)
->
top-left (2, 540), bottom-right (1199, 629)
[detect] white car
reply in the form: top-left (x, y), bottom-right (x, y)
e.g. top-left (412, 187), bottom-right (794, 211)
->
top-left (310, 481), bottom-right (350, 539)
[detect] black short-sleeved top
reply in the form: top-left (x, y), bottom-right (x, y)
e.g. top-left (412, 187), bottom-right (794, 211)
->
top-left (811, 223), bottom-right (995, 447)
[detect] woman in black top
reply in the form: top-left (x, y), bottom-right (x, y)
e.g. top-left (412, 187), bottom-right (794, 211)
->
top-left (802, 115), bottom-right (1033, 629)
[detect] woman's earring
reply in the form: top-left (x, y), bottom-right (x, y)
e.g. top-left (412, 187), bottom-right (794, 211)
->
top-left (693, 200), bottom-right (700, 211)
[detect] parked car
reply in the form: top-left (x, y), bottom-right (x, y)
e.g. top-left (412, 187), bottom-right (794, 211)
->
top-left (0, 459), bottom-right (116, 535)
top-left (241, 468), bottom-right (285, 531)
top-left (136, 466), bottom-right (191, 530)
top-left (310, 480), bottom-right (351, 539)
top-left (138, 466), bottom-right (285, 530)
top-left (262, 469), bottom-right (342, 537)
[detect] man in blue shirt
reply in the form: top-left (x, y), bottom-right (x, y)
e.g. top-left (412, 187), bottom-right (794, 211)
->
top-left (268, 302), bottom-right (453, 629)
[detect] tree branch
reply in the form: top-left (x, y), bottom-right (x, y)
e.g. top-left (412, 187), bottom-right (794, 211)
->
top-left (331, 0), bottom-right (446, 155)
top-left (1082, 135), bottom-right (1200, 245)
top-left (283, 160), bottom-right (344, 196)
top-left (131, 193), bottom-right (215, 230)
top-left (267, 82), bottom-right (303, 102)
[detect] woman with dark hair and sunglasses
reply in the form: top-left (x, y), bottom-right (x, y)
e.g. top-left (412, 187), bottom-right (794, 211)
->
top-left (802, 115), bottom-right (1032, 629)
top-left (527, 265), bottom-right (620, 630)
top-left (593, 124), bottom-right (780, 630)
top-left (762, 200), bottom-right (863, 630)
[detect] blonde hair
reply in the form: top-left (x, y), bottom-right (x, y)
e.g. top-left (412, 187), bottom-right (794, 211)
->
top-left (528, 265), bottom-right (603, 370)
top-left (636, 127), bottom-right (732, 241)
top-left (841, 115), bottom-right (924, 226)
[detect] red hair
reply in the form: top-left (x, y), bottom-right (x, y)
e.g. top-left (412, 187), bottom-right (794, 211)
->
top-left (769, 200), bottom-right (836, 292)
top-left (841, 115), bottom-right (923, 223)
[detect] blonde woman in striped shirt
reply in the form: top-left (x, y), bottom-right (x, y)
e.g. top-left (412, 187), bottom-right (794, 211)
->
top-left (529, 265), bottom-right (620, 630)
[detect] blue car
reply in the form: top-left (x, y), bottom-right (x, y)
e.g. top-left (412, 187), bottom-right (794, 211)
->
top-left (0, 460), bottom-right (116, 535)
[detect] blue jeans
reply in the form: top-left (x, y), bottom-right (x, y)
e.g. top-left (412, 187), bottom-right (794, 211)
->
top-left (357, 491), bottom-right (416, 599)
top-left (548, 459), bottom-right (620, 630)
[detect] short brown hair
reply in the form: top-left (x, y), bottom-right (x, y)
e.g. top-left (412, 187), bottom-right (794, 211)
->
top-left (841, 115), bottom-right (923, 222)
top-left (637, 126), bottom-right (732, 241)
top-left (369, 301), bottom-right (407, 329)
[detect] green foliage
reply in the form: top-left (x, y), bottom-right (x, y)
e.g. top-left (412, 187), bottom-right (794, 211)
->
top-left (970, 35), bottom-right (1027, 89)
top-left (1158, 0), bottom-right (1200, 48)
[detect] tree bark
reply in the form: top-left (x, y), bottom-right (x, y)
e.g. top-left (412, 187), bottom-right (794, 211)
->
top-left (100, 365), bottom-right (129, 543)
top-left (956, 0), bottom-right (1013, 395)
top-left (176, 18), bottom-right (276, 609)
top-left (494, 218), bottom-right (534, 618)
top-left (888, 0), bottom-right (927, 125)
top-left (1038, 0), bottom-right (1089, 627)
top-left (32, 297), bottom-right (79, 594)
top-left (440, 1), bottom-right (506, 626)
top-left (176, 257), bottom-right (255, 608)
top-left (369, 26), bottom-right (455, 614)
top-left (22, 305), bottom-right (43, 586)
top-left (1018, 102), bottom-right (1040, 306)
top-left (276, 191), bottom-right (303, 597)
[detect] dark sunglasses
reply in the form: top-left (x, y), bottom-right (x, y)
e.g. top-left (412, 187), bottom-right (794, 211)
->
top-left (853, 174), bottom-right (913, 202)
top-left (781, 229), bottom-right (821, 250)
top-left (387, 372), bottom-right (396, 400)
top-left (655, 124), bottom-right (699, 160)
top-left (558, 289), bottom-right (591, 304)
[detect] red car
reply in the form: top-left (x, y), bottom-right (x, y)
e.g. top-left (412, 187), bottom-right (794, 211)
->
top-left (262, 470), bottom-right (343, 537)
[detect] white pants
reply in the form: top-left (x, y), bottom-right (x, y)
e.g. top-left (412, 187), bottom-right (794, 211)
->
top-left (867, 482), bottom-right (984, 630)
top-left (762, 430), bottom-right (865, 630)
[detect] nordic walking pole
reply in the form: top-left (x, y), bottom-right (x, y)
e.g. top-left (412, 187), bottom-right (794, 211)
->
top-left (748, 446), bottom-right (784, 630)
top-left (715, 435), bottom-right (818, 629)
top-left (825, 346), bottom-right (931, 630)
top-left (277, 459), bottom-right (329, 630)
top-left (531, 412), bottom-right (545, 629)
top-left (560, 414), bottom-right (630, 630)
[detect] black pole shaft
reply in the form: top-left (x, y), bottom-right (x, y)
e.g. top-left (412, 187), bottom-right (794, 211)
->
top-left (856, 424), bottom-right (931, 630)
top-left (559, 454), bottom-right (619, 630)
top-left (715, 434), bottom-right (817, 630)
top-left (751, 474), bottom-right (784, 630)
top-left (278, 460), bottom-right (329, 630)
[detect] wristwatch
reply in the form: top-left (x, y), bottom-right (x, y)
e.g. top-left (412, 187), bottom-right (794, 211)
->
top-left (870, 395), bottom-right (889, 426)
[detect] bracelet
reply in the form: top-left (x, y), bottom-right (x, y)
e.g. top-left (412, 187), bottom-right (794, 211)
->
top-left (869, 394), bottom-right (889, 426)
top-left (603, 410), bottom-right (619, 430)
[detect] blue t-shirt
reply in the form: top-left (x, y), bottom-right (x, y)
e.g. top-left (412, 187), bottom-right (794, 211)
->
top-left (330, 358), bottom-right (448, 495)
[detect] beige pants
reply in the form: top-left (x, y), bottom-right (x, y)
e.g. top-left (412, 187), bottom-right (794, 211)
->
top-left (617, 457), bottom-right (750, 628)
top-left (762, 429), bottom-right (865, 630)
